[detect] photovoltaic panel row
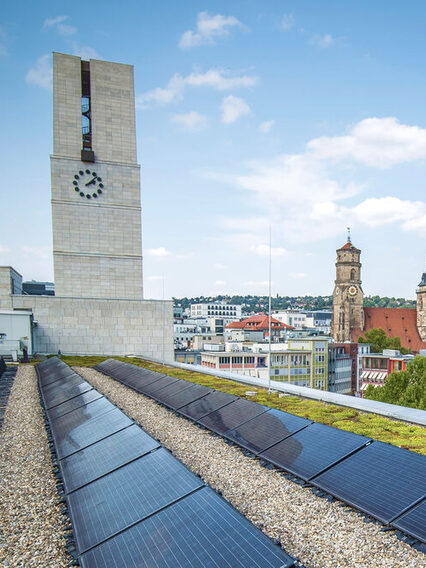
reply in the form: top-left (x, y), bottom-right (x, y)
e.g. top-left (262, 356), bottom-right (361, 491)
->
top-left (311, 441), bottom-right (426, 524)
top-left (47, 389), bottom-right (103, 420)
top-left (41, 378), bottom-right (94, 410)
top-left (38, 358), bottom-right (295, 567)
top-left (391, 498), bottom-right (426, 544)
top-left (80, 486), bottom-right (295, 568)
top-left (95, 358), bottom-right (426, 545)
top-left (155, 381), bottom-right (212, 410)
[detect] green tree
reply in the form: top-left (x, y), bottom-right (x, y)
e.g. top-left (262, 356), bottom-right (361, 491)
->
top-left (364, 356), bottom-right (426, 410)
top-left (358, 328), bottom-right (410, 354)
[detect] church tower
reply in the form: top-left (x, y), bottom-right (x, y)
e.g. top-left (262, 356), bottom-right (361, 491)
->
top-left (331, 231), bottom-right (364, 342)
top-left (417, 270), bottom-right (426, 341)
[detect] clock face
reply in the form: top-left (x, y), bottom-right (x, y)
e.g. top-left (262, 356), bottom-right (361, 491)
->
top-left (72, 169), bottom-right (105, 200)
top-left (348, 285), bottom-right (358, 296)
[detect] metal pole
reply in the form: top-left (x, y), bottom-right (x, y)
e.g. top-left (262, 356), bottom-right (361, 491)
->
top-left (268, 226), bottom-right (272, 394)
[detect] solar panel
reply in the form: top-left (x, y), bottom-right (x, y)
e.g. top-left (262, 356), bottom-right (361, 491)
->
top-left (67, 447), bottom-right (204, 553)
top-left (60, 424), bottom-right (160, 493)
top-left (138, 375), bottom-right (181, 396)
top-left (312, 441), bottom-right (426, 523)
top-left (53, 407), bottom-right (133, 459)
top-left (149, 379), bottom-right (190, 403)
top-left (157, 382), bottom-right (213, 410)
top-left (42, 373), bottom-right (88, 394)
top-left (259, 422), bottom-right (371, 481)
top-left (39, 367), bottom-right (77, 386)
top-left (116, 370), bottom-right (166, 391)
top-left (198, 398), bottom-right (268, 435)
top-left (42, 380), bottom-right (94, 410)
top-left (79, 486), bottom-right (295, 568)
top-left (178, 390), bottom-right (237, 421)
top-left (224, 408), bottom-right (313, 454)
top-left (391, 498), bottom-right (426, 543)
top-left (47, 390), bottom-right (103, 420)
top-left (50, 397), bottom-right (115, 431)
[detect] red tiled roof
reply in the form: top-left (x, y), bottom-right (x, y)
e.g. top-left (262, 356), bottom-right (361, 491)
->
top-left (351, 307), bottom-right (426, 354)
top-left (226, 314), bottom-right (294, 331)
top-left (338, 241), bottom-right (360, 252)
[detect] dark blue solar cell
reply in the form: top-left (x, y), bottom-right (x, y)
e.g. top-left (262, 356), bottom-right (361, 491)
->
top-left (53, 407), bottom-right (133, 459)
top-left (42, 373), bottom-right (88, 394)
top-left (39, 367), bottom-right (77, 386)
top-left (118, 371), bottom-right (167, 392)
top-left (79, 487), bottom-right (295, 568)
top-left (312, 441), bottom-right (426, 523)
top-left (259, 422), bottom-right (370, 481)
top-left (138, 375), bottom-right (181, 396)
top-left (178, 391), bottom-right (237, 421)
top-left (224, 408), bottom-right (313, 454)
top-left (392, 498), bottom-right (426, 543)
top-left (47, 390), bottom-right (103, 420)
top-left (68, 447), bottom-right (204, 553)
top-left (60, 424), bottom-right (160, 493)
top-left (198, 398), bottom-right (268, 435)
top-left (156, 382), bottom-right (212, 410)
top-left (42, 380), bottom-right (93, 410)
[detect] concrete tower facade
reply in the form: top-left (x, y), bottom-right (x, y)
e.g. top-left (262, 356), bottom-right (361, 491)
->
top-left (331, 239), bottom-right (364, 342)
top-left (416, 271), bottom-right (426, 341)
top-left (51, 53), bottom-right (143, 299)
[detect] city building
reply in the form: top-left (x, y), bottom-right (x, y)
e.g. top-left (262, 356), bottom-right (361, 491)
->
top-left (303, 310), bottom-right (332, 335)
top-left (225, 313), bottom-right (293, 341)
top-left (22, 281), bottom-right (55, 296)
top-left (190, 302), bottom-right (241, 320)
top-left (0, 53), bottom-right (172, 358)
top-left (328, 344), bottom-right (353, 394)
top-left (273, 310), bottom-right (314, 329)
top-left (359, 349), bottom-right (415, 394)
top-left (331, 235), bottom-right (426, 353)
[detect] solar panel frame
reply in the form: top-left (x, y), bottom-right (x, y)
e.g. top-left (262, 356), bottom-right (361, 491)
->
top-left (60, 424), bottom-right (161, 494)
top-left (67, 447), bottom-right (204, 554)
top-left (223, 408), bottom-right (313, 454)
top-left (391, 497), bottom-right (426, 543)
top-left (47, 390), bottom-right (104, 420)
top-left (259, 422), bottom-right (371, 481)
top-left (198, 398), bottom-right (269, 436)
top-left (79, 486), bottom-right (295, 568)
top-left (311, 441), bottom-right (426, 524)
top-left (53, 407), bottom-right (133, 459)
top-left (178, 390), bottom-right (237, 421)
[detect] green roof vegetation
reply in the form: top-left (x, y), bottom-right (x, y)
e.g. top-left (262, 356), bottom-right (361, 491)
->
top-left (45, 355), bottom-right (426, 456)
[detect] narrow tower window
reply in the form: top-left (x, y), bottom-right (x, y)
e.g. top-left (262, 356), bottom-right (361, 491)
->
top-left (350, 268), bottom-right (355, 280)
top-left (81, 60), bottom-right (95, 162)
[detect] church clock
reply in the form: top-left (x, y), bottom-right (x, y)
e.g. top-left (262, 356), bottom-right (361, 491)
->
top-left (72, 169), bottom-right (105, 199)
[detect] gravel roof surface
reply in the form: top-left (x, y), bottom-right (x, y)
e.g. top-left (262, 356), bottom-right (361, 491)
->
top-left (77, 367), bottom-right (425, 568)
top-left (0, 365), bottom-right (69, 567)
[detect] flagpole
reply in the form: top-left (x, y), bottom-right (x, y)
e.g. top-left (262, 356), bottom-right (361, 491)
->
top-left (268, 225), bottom-right (272, 394)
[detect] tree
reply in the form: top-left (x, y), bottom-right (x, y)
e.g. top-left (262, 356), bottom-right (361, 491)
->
top-left (358, 328), bottom-right (410, 354)
top-left (364, 356), bottom-right (426, 410)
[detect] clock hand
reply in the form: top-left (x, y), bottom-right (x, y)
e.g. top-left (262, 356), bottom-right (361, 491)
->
top-left (85, 177), bottom-right (97, 187)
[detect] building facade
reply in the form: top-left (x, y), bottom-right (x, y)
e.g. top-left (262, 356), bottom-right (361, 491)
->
top-left (190, 302), bottom-right (241, 320)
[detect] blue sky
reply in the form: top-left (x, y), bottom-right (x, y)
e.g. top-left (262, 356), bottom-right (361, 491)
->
top-left (1, 1), bottom-right (426, 300)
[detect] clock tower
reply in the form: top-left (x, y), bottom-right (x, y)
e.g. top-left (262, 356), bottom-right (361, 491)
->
top-left (51, 53), bottom-right (143, 299)
top-left (331, 231), bottom-right (364, 342)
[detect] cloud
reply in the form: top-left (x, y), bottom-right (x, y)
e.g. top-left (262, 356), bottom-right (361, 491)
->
top-left (214, 263), bottom-right (227, 269)
top-left (21, 246), bottom-right (51, 259)
top-left (289, 272), bottom-right (307, 279)
top-left (172, 111), bottom-right (208, 131)
top-left (26, 54), bottom-right (52, 89)
top-left (251, 244), bottom-right (287, 257)
top-left (307, 117), bottom-right (426, 168)
top-left (259, 120), bottom-right (275, 134)
top-left (243, 280), bottom-right (271, 288)
top-left (0, 245), bottom-right (10, 253)
top-left (221, 95), bottom-right (250, 124)
top-left (147, 275), bottom-right (164, 281)
top-left (310, 33), bottom-right (336, 48)
top-left (72, 44), bottom-right (101, 60)
top-left (179, 11), bottom-right (244, 49)
top-left (43, 15), bottom-right (76, 35)
top-left (146, 247), bottom-right (172, 257)
top-left (137, 69), bottom-right (257, 108)
top-left (215, 280), bottom-right (226, 286)
top-left (281, 14), bottom-right (294, 31)
top-left (224, 117), bottom-right (426, 242)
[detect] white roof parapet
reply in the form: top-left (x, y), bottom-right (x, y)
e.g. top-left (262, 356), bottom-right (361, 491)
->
top-left (139, 355), bottom-right (426, 427)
